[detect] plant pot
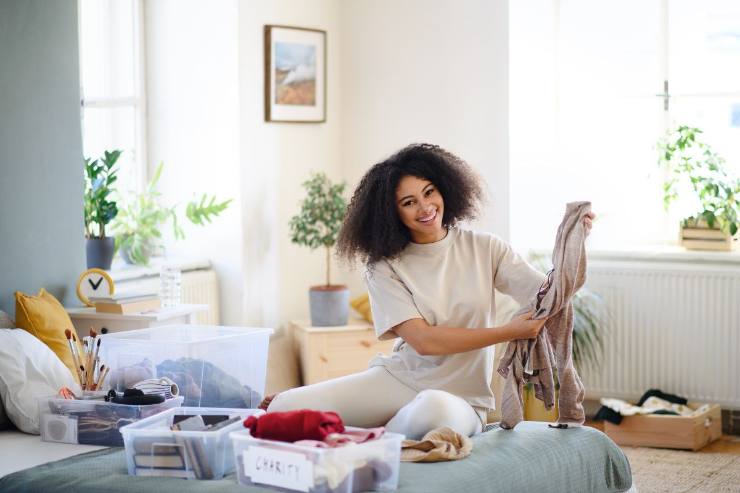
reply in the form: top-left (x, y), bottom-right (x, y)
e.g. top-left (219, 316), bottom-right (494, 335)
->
top-left (85, 236), bottom-right (116, 270)
top-left (309, 285), bottom-right (349, 327)
top-left (119, 240), bottom-right (155, 266)
top-left (523, 384), bottom-right (558, 422)
top-left (679, 218), bottom-right (738, 251)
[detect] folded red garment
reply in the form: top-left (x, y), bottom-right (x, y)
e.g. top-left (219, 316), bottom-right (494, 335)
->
top-left (243, 409), bottom-right (345, 442)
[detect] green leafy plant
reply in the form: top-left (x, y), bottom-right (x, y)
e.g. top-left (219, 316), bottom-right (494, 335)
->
top-left (84, 150), bottom-right (121, 238)
top-left (111, 162), bottom-right (232, 265)
top-left (658, 125), bottom-right (739, 236)
top-left (289, 172), bottom-right (347, 286)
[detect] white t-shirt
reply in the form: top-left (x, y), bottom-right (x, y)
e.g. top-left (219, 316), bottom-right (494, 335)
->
top-left (364, 227), bottom-right (545, 410)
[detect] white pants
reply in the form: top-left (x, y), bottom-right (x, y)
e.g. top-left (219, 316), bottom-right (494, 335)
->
top-left (267, 367), bottom-right (484, 440)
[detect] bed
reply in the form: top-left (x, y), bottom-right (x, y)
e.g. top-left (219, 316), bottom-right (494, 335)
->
top-left (0, 421), bottom-right (632, 492)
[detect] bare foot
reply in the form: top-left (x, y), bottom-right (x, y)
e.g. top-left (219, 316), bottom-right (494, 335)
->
top-left (258, 393), bottom-right (276, 411)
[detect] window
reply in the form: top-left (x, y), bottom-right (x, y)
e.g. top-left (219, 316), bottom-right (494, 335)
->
top-left (79, 0), bottom-right (146, 196)
top-left (510, 0), bottom-right (740, 250)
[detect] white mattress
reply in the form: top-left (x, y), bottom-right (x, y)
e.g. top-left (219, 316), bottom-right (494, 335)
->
top-left (0, 429), bottom-right (105, 478)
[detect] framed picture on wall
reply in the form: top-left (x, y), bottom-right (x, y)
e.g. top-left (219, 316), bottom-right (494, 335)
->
top-left (264, 25), bottom-right (326, 123)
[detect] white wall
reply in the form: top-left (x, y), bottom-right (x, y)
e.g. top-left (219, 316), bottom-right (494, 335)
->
top-left (239, 0), bottom-right (344, 329)
top-left (339, 0), bottom-right (511, 293)
top-left (147, 0), bottom-right (344, 329)
top-left (145, 0), bottom-right (244, 325)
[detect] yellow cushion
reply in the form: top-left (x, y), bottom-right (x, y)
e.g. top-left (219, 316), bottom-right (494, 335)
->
top-left (350, 292), bottom-right (373, 324)
top-left (15, 289), bottom-right (80, 383)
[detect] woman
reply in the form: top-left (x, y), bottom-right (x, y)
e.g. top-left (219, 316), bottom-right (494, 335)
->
top-left (268, 143), bottom-right (594, 439)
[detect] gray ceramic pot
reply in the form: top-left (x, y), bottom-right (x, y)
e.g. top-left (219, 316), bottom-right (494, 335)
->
top-left (85, 236), bottom-right (115, 270)
top-left (309, 285), bottom-right (350, 326)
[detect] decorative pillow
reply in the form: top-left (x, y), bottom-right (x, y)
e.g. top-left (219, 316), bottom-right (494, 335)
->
top-left (15, 289), bottom-right (80, 383)
top-left (0, 329), bottom-right (80, 433)
top-left (350, 292), bottom-right (373, 323)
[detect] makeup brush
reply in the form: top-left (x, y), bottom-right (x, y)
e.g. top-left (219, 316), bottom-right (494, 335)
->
top-left (96, 366), bottom-right (110, 390)
top-left (65, 330), bottom-right (84, 384)
top-left (85, 329), bottom-right (96, 389)
top-left (91, 338), bottom-right (101, 385)
top-left (93, 364), bottom-right (106, 390)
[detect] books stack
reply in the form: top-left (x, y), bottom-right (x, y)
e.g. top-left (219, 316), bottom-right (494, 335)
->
top-left (133, 414), bottom-right (241, 479)
top-left (91, 290), bottom-right (161, 315)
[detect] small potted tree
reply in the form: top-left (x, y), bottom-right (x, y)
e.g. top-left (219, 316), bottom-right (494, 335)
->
top-left (290, 172), bottom-right (349, 326)
top-left (83, 150), bottom-right (121, 269)
top-left (658, 125), bottom-right (739, 250)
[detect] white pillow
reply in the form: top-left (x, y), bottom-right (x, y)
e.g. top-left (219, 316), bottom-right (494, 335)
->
top-left (0, 329), bottom-right (80, 434)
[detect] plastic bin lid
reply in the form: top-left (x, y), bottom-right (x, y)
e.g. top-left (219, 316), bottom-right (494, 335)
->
top-left (99, 325), bottom-right (273, 343)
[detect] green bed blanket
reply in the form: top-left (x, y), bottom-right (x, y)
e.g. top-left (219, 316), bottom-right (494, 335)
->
top-left (0, 421), bottom-right (631, 493)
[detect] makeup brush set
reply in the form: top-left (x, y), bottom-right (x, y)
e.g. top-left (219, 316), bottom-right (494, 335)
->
top-left (65, 328), bottom-right (109, 391)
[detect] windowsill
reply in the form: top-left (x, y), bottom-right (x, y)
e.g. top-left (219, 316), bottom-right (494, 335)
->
top-left (109, 256), bottom-right (212, 282)
top-left (531, 243), bottom-right (740, 265)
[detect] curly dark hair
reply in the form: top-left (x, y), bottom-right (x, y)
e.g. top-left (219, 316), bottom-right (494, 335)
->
top-left (336, 143), bottom-right (485, 266)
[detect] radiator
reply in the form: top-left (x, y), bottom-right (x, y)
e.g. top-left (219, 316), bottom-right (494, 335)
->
top-left (114, 268), bottom-right (220, 325)
top-left (582, 257), bottom-right (740, 409)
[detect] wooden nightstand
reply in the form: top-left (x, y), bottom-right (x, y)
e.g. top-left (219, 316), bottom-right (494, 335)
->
top-left (65, 303), bottom-right (209, 338)
top-left (289, 320), bottom-right (395, 385)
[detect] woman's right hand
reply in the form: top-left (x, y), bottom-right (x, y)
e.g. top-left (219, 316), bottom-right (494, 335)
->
top-left (506, 311), bottom-right (546, 340)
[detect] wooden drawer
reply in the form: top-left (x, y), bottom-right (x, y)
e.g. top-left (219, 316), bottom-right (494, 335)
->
top-left (603, 403), bottom-right (722, 451)
top-left (291, 321), bottom-right (395, 385)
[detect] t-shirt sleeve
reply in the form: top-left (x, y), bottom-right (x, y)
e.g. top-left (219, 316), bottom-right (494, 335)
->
top-left (492, 237), bottom-right (547, 307)
top-left (363, 261), bottom-right (423, 340)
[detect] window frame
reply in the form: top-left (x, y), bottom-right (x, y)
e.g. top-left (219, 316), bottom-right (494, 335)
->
top-left (78, 0), bottom-right (147, 194)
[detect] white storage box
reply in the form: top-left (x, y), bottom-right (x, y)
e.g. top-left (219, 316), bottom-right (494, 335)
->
top-left (121, 406), bottom-right (263, 480)
top-left (231, 428), bottom-right (403, 493)
top-left (99, 325), bottom-right (272, 408)
top-left (38, 395), bottom-right (183, 447)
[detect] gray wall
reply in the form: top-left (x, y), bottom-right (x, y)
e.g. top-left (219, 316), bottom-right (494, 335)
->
top-left (0, 0), bottom-right (85, 316)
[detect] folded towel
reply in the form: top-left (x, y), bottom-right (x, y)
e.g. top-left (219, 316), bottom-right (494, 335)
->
top-left (401, 426), bottom-right (472, 462)
top-left (243, 409), bottom-right (345, 442)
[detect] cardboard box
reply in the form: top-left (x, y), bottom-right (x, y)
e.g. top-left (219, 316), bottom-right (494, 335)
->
top-left (604, 403), bottom-right (722, 451)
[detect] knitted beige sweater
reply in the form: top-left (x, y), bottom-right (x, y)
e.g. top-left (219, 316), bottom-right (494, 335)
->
top-left (497, 201), bottom-right (591, 429)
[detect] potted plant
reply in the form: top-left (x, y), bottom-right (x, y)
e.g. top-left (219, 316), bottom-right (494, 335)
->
top-left (289, 172), bottom-right (349, 326)
top-left (111, 162), bottom-right (232, 265)
top-left (658, 125), bottom-right (740, 251)
top-left (83, 150), bottom-right (121, 269)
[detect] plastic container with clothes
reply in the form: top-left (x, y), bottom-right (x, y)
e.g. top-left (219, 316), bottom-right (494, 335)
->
top-left (231, 427), bottom-right (403, 493)
top-left (98, 325), bottom-right (272, 408)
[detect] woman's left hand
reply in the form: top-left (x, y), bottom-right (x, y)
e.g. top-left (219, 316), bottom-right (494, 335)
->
top-left (584, 212), bottom-right (596, 236)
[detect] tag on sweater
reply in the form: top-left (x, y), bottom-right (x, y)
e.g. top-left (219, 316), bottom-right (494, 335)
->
top-left (244, 445), bottom-right (314, 492)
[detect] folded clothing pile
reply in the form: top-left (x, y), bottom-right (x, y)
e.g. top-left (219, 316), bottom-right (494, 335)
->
top-left (594, 388), bottom-right (709, 425)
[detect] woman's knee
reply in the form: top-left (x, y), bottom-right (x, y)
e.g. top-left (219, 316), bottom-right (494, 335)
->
top-left (409, 389), bottom-right (475, 435)
top-left (266, 387), bottom-right (319, 413)
top-left (408, 390), bottom-right (464, 424)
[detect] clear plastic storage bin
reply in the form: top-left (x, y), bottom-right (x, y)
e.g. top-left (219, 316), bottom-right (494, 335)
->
top-left (231, 428), bottom-right (403, 493)
top-left (98, 325), bottom-right (272, 408)
top-left (38, 395), bottom-right (183, 447)
top-left (121, 406), bottom-right (264, 480)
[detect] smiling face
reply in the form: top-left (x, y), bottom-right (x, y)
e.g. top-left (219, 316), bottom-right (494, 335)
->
top-left (395, 175), bottom-right (446, 244)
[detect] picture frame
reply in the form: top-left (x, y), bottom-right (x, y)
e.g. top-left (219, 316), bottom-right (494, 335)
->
top-left (264, 25), bottom-right (326, 123)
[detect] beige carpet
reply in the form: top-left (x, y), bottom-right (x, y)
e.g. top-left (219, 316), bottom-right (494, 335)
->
top-left (622, 446), bottom-right (740, 492)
